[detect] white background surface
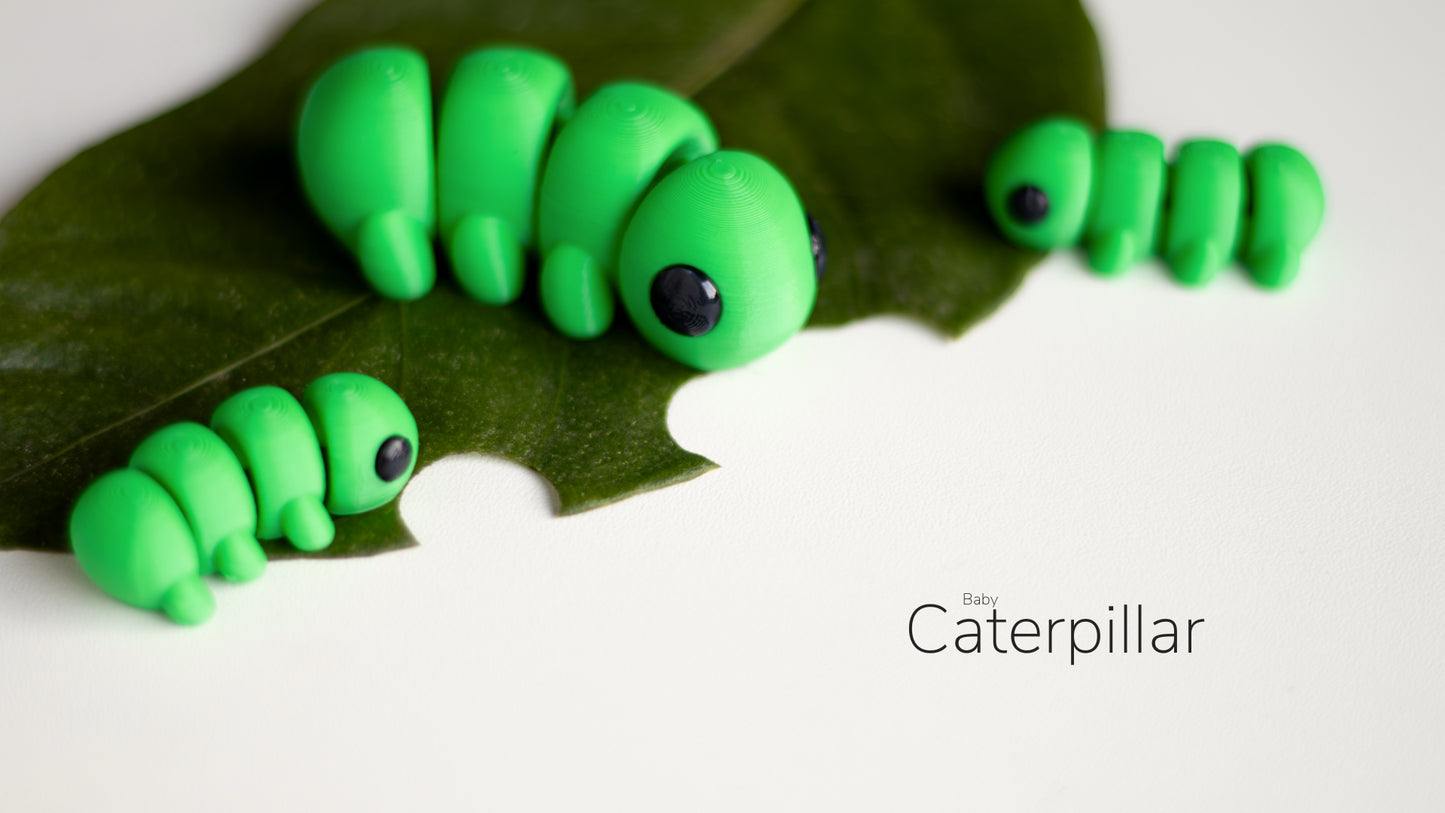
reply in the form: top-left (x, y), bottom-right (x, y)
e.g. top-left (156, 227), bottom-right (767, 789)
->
top-left (1, 0), bottom-right (1442, 809)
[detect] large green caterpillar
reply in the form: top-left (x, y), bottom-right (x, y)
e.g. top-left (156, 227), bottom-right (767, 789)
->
top-left (69, 373), bottom-right (418, 625)
top-left (984, 117), bottom-right (1324, 288)
top-left (297, 45), bottom-right (826, 371)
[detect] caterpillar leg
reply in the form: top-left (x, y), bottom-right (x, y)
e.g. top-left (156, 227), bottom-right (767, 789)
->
top-left (541, 244), bottom-right (615, 339)
top-left (280, 495), bottom-right (335, 552)
top-left (297, 46), bottom-right (437, 300)
top-left (1162, 140), bottom-right (1243, 287)
top-left (439, 46), bottom-right (574, 305)
top-left (1241, 145), bottom-right (1324, 289)
top-left (1082, 131), bottom-right (1165, 275)
top-left (160, 575), bottom-right (217, 626)
top-left (214, 530), bottom-right (267, 582)
top-left (69, 469), bottom-right (215, 625)
top-left (447, 215), bottom-right (524, 305)
top-left (356, 211), bottom-right (436, 301)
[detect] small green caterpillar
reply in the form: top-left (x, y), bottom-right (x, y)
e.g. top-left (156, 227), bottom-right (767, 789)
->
top-left (296, 45), bottom-right (825, 371)
top-left (985, 117), bottom-right (1324, 288)
top-left (69, 373), bottom-right (418, 625)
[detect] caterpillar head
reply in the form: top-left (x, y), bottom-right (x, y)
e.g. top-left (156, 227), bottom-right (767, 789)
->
top-left (618, 151), bottom-right (821, 371)
top-left (302, 373), bottom-right (419, 515)
top-left (984, 117), bottom-right (1095, 250)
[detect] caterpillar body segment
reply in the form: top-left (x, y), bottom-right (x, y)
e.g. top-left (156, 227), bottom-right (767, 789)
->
top-left (68, 374), bottom-right (418, 625)
top-left (298, 46), bottom-right (823, 371)
top-left (1083, 130), bottom-right (1165, 275)
top-left (536, 82), bottom-right (719, 339)
top-left (129, 422), bottom-right (266, 583)
top-left (297, 47), bottom-right (437, 301)
top-left (985, 117), bottom-right (1323, 289)
top-left (1241, 144), bottom-right (1326, 289)
top-left (69, 470), bottom-right (217, 626)
top-left (211, 386), bottom-right (333, 552)
top-left (1163, 139), bottom-right (1244, 286)
top-left (439, 47), bottom-right (575, 305)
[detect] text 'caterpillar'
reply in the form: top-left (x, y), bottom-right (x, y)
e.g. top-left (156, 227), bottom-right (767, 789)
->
top-left (68, 373), bottom-right (418, 625)
top-left (985, 117), bottom-right (1324, 288)
top-left (297, 45), bottom-right (826, 371)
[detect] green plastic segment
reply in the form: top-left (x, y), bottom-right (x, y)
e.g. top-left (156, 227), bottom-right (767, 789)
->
top-left (301, 373), bottom-right (419, 515)
top-left (439, 46), bottom-right (574, 305)
top-left (129, 422), bottom-right (265, 583)
top-left (69, 469), bottom-right (215, 625)
top-left (539, 244), bottom-right (614, 340)
top-left (211, 386), bottom-right (333, 552)
top-left (619, 151), bottom-right (817, 371)
top-left (1083, 130), bottom-right (1165, 275)
top-left (983, 117), bottom-right (1094, 251)
top-left (1162, 139), bottom-right (1243, 286)
top-left (1241, 144), bottom-right (1324, 289)
top-left (537, 82), bottom-right (718, 339)
top-left (297, 46), bottom-right (436, 300)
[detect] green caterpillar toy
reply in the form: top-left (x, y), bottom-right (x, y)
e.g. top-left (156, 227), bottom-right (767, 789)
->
top-left (984, 117), bottom-right (1324, 288)
top-left (68, 373), bottom-right (418, 625)
top-left (297, 45), bottom-right (825, 371)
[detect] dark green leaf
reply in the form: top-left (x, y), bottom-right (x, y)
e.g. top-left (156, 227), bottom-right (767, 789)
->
top-left (0, 0), bottom-right (1103, 558)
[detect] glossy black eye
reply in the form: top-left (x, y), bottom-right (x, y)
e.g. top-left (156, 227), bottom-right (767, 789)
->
top-left (375, 435), bottom-right (412, 482)
top-left (650, 264), bottom-right (721, 337)
top-left (807, 212), bottom-right (828, 279)
top-left (1007, 184), bottom-right (1050, 224)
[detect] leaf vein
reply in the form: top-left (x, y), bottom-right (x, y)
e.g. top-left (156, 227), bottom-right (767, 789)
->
top-left (1, 293), bottom-right (371, 487)
top-left (671, 0), bottom-right (810, 97)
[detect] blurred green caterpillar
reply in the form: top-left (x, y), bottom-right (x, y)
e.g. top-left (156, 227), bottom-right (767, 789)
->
top-left (985, 117), bottom-right (1324, 288)
top-left (297, 45), bottom-right (825, 371)
top-left (68, 373), bottom-right (418, 625)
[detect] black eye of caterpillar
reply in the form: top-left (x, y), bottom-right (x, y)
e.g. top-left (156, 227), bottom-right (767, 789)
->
top-left (807, 212), bottom-right (828, 279)
top-left (1007, 184), bottom-right (1050, 224)
top-left (650, 264), bottom-right (721, 337)
top-left (375, 435), bottom-right (412, 482)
